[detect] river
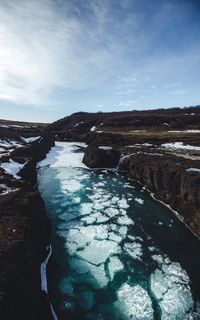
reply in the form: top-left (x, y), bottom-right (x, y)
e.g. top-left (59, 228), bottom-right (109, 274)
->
top-left (37, 142), bottom-right (200, 320)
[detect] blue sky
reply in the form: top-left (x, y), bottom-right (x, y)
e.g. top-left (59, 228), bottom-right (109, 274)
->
top-left (0, 0), bottom-right (200, 122)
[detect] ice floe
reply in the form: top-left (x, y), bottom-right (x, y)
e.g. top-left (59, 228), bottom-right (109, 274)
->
top-left (124, 242), bottom-right (143, 260)
top-left (116, 284), bottom-right (154, 320)
top-left (108, 256), bottom-right (124, 280)
top-left (135, 198), bottom-right (144, 204)
top-left (77, 239), bottom-right (118, 265)
top-left (150, 262), bottom-right (194, 319)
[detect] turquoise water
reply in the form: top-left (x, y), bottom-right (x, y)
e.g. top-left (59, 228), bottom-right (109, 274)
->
top-left (37, 143), bottom-right (200, 320)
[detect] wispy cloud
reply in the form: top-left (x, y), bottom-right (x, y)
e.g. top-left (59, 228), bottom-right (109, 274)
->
top-left (0, 0), bottom-right (199, 116)
top-left (0, 0), bottom-right (124, 108)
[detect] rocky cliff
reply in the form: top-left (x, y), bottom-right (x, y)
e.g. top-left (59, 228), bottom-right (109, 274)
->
top-left (123, 153), bottom-right (200, 238)
top-left (0, 135), bottom-right (55, 320)
top-left (83, 145), bottom-right (120, 168)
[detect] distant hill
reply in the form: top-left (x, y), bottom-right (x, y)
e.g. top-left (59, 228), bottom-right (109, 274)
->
top-left (45, 106), bottom-right (200, 133)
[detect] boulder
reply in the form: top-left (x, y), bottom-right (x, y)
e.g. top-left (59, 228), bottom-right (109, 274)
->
top-left (83, 145), bottom-right (120, 168)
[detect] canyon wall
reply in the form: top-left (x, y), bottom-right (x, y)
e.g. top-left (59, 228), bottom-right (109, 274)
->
top-left (123, 153), bottom-right (200, 238)
top-left (0, 137), bottom-right (55, 320)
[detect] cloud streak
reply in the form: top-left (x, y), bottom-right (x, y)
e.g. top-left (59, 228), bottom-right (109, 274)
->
top-left (0, 0), bottom-right (199, 116)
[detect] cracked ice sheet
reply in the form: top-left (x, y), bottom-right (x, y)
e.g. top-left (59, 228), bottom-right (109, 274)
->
top-left (116, 284), bottom-right (154, 320)
top-left (38, 142), bottom-right (87, 168)
top-left (150, 262), bottom-right (194, 319)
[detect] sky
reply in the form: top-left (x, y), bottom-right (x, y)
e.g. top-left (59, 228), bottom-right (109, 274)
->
top-left (0, 0), bottom-right (200, 122)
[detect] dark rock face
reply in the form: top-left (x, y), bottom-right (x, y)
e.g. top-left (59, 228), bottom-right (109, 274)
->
top-left (123, 153), bottom-right (200, 237)
top-left (83, 145), bottom-right (120, 168)
top-left (0, 190), bottom-right (53, 320)
top-left (0, 136), bottom-right (55, 320)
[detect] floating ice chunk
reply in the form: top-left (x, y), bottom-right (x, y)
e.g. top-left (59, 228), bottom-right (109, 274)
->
top-left (108, 256), bottom-right (124, 280)
top-left (150, 269), bottom-right (169, 299)
top-left (152, 255), bottom-right (170, 265)
top-left (96, 181), bottom-right (106, 187)
top-left (111, 196), bottom-right (120, 204)
top-left (61, 179), bottom-right (82, 193)
top-left (162, 262), bottom-right (190, 284)
top-left (135, 198), bottom-right (144, 204)
top-left (93, 202), bottom-right (107, 211)
top-left (117, 216), bottom-right (134, 226)
top-left (80, 203), bottom-right (93, 215)
top-left (81, 215), bottom-right (96, 225)
top-left (160, 286), bottom-right (193, 320)
top-left (149, 246), bottom-right (156, 252)
top-left (94, 225), bottom-right (109, 240)
top-left (150, 262), bottom-right (194, 319)
top-left (119, 208), bottom-right (127, 215)
top-left (90, 126), bottom-right (96, 132)
top-left (77, 239), bottom-right (118, 265)
top-left (65, 226), bottom-right (96, 254)
top-left (118, 226), bottom-right (128, 237)
top-left (118, 198), bottom-right (129, 209)
top-left (94, 213), bottom-right (110, 223)
top-left (110, 224), bottom-right (117, 231)
top-left (105, 207), bottom-right (119, 218)
top-left (117, 284), bottom-right (154, 320)
top-left (127, 235), bottom-right (136, 241)
top-left (108, 232), bottom-right (122, 243)
top-left (124, 242), bottom-right (143, 260)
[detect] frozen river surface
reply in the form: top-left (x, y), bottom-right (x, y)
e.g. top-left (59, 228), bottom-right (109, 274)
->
top-left (38, 142), bottom-right (200, 320)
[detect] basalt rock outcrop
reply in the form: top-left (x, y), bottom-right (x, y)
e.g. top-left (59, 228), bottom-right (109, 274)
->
top-left (123, 152), bottom-right (200, 238)
top-left (0, 136), bottom-right (55, 320)
top-left (0, 190), bottom-right (52, 320)
top-left (83, 145), bottom-right (120, 168)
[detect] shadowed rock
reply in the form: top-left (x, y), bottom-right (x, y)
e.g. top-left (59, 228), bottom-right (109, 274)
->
top-left (83, 145), bottom-right (120, 168)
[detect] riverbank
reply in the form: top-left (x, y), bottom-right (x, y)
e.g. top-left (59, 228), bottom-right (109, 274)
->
top-left (0, 132), bottom-right (55, 320)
